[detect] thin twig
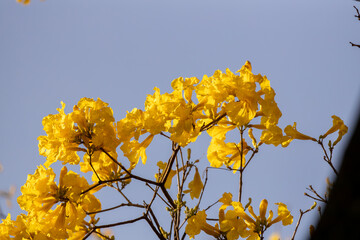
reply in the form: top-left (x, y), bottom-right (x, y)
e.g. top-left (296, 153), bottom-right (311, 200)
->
top-left (318, 139), bottom-right (338, 176)
top-left (84, 216), bottom-right (146, 240)
top-left (81, 176), bottom-right (132, 195)
top-left (290, 207), bottom-right (314, 240)
top-left (204, 200), bottom-right (219, 211)
top-left (350, 6), bottom-right (360, 48)
top-left (101, 148), bottom-right (161, 185)
top-left (88, 153), bottom-right (102, 182)
top-left (238, 126), bottom-right (245, 203)
top-left (86, 203), bottom-right (144, 215)
top-left (144, 213), bottom-right (167, 240)
top-left (200, 113), bottom-right (227, 132)
top-left (145, 183), bottom-right (171, 208)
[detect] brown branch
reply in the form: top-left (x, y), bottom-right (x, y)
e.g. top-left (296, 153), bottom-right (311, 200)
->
top-left (83, 216), bottom-right (146, 240)
top-left (81, 176), bottom-right (132, 195)
top-left (350, 6), bottom-right (360, 48)
top-left (205, 200), bottom-right (219, 211)
top-left (148, 207), bottom-right (164, 237)
top-left (157, 143), bottom-right (181, 208)
top-left (146, 183), bottom-right (171, 208)
top-left (304, 185), bottom-right (327, 203)
top-left (93, 215), bottom-right (145, 229)
top-left (86, 203), bottom-right (144, 215)
top-left (144, 213), bottom-right (167, 240)
top-left (291, 208), bottom-right (313, 240)
top-left (88, 153), bottom-right (102, 182)
top-left (349, 42), bottom-right (360, 48)
top-left (200, 112), bottom-right (227, 132)
top-left (317, 139), bottom-right (338, 176)
top-left (354, 5), bottom-right (360, 20)
top-left (101, 148), bottom-right (160, 185)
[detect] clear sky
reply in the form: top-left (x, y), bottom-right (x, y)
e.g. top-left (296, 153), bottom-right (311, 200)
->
top-left (0, 0), bottom-right (359, 239)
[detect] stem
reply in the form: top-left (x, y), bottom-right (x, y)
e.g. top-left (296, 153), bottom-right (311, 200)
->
top-left (291, 210), bottom-right (304, 240)
top-left (146, 183), bottom-right (171, 208)
top-left (101, 148), bottom-right (160, 185)
top-left (318, 140), bottom-right (338, 176)
top-left (86, 203), bottom-right (144, 215)
top-left (81, 176), bottom-right (132, 195)
top-left (291, 208), bottom-right (312, 240)
top-left (200, 113), bottom-right (227, 132)
top-left (238, 127), bottom-right (245, 203)
top-left (144, 214), bottom-right (167, 240)
top-left (238, 170), bottom-right (243, 203)
top-left (84, 216), bottom-right (146, 239)
top-left (88, 153), bottom-right (102, 182)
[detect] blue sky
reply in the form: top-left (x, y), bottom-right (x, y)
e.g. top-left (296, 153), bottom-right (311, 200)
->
top-left (0, 0), bottom-right (359, 239)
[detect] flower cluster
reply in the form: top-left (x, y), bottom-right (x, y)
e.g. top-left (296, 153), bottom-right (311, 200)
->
top-left (185, 193), bottom-right (293, 240)
top-left (0, 61), bottom-right (348, 239)
top-left (1, 166), bottom-right (101, 239)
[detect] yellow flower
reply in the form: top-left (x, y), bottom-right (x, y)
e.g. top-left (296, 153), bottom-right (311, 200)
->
top-left (257, 75), bottom-right (282, 128)
top-left (217, 193), bottom-right (253, 240)
top-left (219, 192), bottom-right (234, 210)
top-left (120, 134), bottom-right (154, 167)
top-left (38, 98), bottom-right (119, 168)
top-left (38, 101), bottom-right (80, 167)
top-left (218, 194), bottom-right (292, 239)
top-left (207, 129), bottom-right (249, 170)
top-left (168, 100), bottom-right (204, 147)
top-left (0, 213), bottom-right (53, 239)
top-left (17, 0), bottom-right (31, 5)
top-left (224, 100), bottom-right (258, 127)
top-left (284, 122), bottom-right (317, 141)
top-left (260, 125), bottom-right (292, 147)
top-left (17, 166), bottom-right (101, 238)
top-left (322, 115), bottom-right (348, 146)
top-left (185, 210), bottom-right (221, 239)
top-left (117, 108), bottom-right (145, 142)
top-left (80, 151), bottom-right (122, 183)
top-left (171, 76), bottom-right (199, 103)
top-left (184, 168), bottom-right (203, 199)
top-left (240, 200), bottom-right (293, 235)
top-left (248, 128), bottom-right (258, 148)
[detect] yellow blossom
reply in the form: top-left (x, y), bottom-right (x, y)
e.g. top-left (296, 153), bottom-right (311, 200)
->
top-left (120, 134), bottom-right (154, 167)
top-left (218, 194), bottom-right (292, 240)
top-left (284, 122), bottom-right (317, 142)
top-left (184, 168), bottom-right (203, 199)
top-left (322, 115), bottom-right (348, 146)
top-left (38, 98), bottom-right (119, 168)
top-left (207, 132), bottom-right (249, 170)
top-left (17, 0), bottom-right (31, 5)
top-left (16, 165), bottom-right (101, 238)
top-left (260, 125), bottom-right (292, 147)
top-left (185, 210), bottom-right (221, 239)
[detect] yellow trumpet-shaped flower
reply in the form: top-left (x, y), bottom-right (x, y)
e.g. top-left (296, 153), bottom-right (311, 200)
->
top-left (260, 125), bottom-right (292, 147)
top-left (284, 122), bottom-right (317, 142)
top-left (185, 210), bottom-right (221, 239)
top-left (120, 134), bottom-right (154, 167)
top-left (184, 167), bottom-right (203, 199)
top-left (322, 115), bottom-right (348, 146)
